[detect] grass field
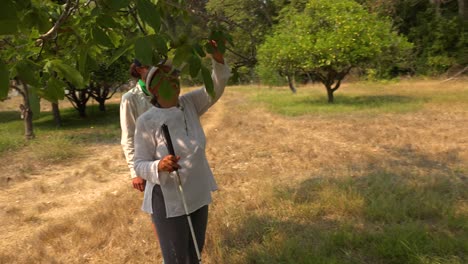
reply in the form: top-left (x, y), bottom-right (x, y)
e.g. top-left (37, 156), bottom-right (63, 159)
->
top-left (0, 79), bottom-right (467, 263)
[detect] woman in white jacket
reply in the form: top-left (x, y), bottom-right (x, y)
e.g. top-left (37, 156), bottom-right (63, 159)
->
top-left (134, 41), bottom-right (230, 264)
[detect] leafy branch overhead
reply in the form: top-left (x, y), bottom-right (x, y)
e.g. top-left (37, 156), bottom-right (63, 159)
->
top-left (1, 0), bottom-right (234, 102)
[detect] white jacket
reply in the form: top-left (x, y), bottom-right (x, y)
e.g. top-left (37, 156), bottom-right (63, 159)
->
top-left (134, 59), bottom-right (231, 217)
top-left (120, 81), bottom-right (153, 179)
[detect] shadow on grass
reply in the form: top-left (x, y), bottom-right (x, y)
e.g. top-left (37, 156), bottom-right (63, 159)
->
top-left (32, 103), bottom-right (121, 144)
top-left (34, 103), bottom-right (120, 131)
top-left (255, 93), bottom-right (425, 116)
top-left (0, 111), bottom-right (21, 124)
top-left (220, 171), bottom-right (467, 263)
top-left (0, 103), bottom-right (121, 155)
top-left (383, 144), bottom-right (463, 173)
top-left (300, 95), bottom-right (420, 107)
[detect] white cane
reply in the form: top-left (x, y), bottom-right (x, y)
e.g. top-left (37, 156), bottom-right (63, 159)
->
top-left (161, 124), bottom-right (202, 264)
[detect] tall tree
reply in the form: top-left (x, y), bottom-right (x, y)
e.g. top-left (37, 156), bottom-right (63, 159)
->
top-left (358, 0), bottom-right (467, 75)
top-left (258, 0), bottom-right (412, 103)
top-left (1, 0), bottom-right (232, 139)
top-left (205, 0), bottom-right (283, 81)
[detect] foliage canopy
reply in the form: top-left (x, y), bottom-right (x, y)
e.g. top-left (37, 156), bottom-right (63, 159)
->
top-left (257, 0), bottom-right (413, 102)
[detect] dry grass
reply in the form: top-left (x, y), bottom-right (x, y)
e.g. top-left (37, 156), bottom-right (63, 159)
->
top-left (0, 80), bottom-right (467, 263)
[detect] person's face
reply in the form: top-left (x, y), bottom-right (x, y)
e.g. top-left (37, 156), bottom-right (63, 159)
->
top-left (149, 65), bottom-right (180, 107)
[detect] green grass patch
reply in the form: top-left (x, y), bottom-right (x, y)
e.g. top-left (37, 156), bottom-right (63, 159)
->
top-left (241, 80), bottom-right (468, 116)
top-left (0, 103), bottom-right (121, 156)
top-left (250, 88), bottom-right (424, 116)
top-left (218, 173), bottom-right (467, 263)
top-left (29, 133), bottom-right (82, 162)
top-left (0, 111), bottom-right (27, 153)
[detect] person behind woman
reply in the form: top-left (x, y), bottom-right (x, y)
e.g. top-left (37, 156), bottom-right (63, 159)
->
top-left (134, 41), bottom-right (230, 263)
top-left (120, 59), bottom-right (152, 191)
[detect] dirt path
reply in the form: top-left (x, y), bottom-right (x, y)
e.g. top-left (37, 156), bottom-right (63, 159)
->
top-left (0, 144), bottom-right (128, 252)
top-left (0, 92), bottom-right (227, 263)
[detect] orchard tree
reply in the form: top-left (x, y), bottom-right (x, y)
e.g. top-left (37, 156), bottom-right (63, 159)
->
top-left (258, 0), bottom-right (412, 103)
top-left (357, 0), bottom-right (467, 75)
top-left (88, 57), bottom-right (130, 112)
top-left (64, 57), bottom-right (130, 117)
top-left (205, 0), bottom-right (290, 82)
top-left (1, 0), bottom-right (232, 139)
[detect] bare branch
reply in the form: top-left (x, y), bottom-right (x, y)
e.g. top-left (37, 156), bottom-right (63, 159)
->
top-left (441, 66), bottom-right (468, 83)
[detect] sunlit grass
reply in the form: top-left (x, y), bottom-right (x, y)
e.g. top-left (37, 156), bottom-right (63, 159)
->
top-left (214, 173), bottom-right (467, 264)
top-left (0, 111), bottom-right (26, 153)
top-left (1, 81), bottom-right (467, 263)
top-left (238, 80), bottom-right (468, 116)
top-left (0, 103), bottom-right (121, 156)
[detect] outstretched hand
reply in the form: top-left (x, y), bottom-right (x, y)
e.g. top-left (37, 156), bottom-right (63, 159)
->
top-left (209, 40), bottom-right (225, 64)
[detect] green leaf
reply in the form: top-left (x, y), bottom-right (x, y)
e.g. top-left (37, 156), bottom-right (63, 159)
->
top-left (15, 60), bottom-right (41, 87)
top-left (0, 0), bottom-right (18, 35)
top-left (204, 42), bottom-right (215, 54)
top-left (22, 7), bottom-right (51, 33)
top-left (223, 32), bottom-right (234, 47)
top-left (135, 36), bottom-right (153, 66)
top-left (150, 35), bottom-right (168, 54)
top-left (28, 88), bottom-right (41, 120)
top-left (108, 0), bottom-right (130, 10)
top-left (158, 79), bottom-right (175, 100)
top-left (193, 43), bottom-right (206, 57)
top-left (92, 27), bottom-right (114, 48)
top-left (45, 60), bottom-right (85, 88)
top-left (78, 44), bottom-right (90, 80)
top-left (96, 14), bottom-right (119, 28)
top-left (137, 0), bottom-right (161, 31)
top-left (209, 30), bottom-right (223, 41)
top-left (15, 0), bottom-right (31, 11)
top-left (109, 38), bottom-right (137, 66)
top-left (172, 45), bottom-right (192, 68)
top-left (201, 65), bottom-right (214, 99)
top-left (217, 41), bottom-right (226, 54)
top-left (189, 55), bottom-right (201, 78)
top-left (79, 46), bottom-right (89, 77)
top-left (46, 77), bottom-right (66, 103)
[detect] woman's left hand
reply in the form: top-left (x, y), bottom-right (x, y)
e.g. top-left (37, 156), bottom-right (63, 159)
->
top-left (209, 40), bottom-right (225, 64)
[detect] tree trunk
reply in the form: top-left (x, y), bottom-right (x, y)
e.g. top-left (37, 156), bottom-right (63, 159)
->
top-left (77, 105), bottom-right (87, 118)
top-left (286, 74), bottom-right (297, 93)
top-left (326, 87), bottom-right (334, 103)
top-left (98, 99), bottom-right (106, 111)
top-left (459, 0), bottom-right (467, 21)
top-left (21, 82), bottom-right (35, 140)
top-left (431, 0), bottom-right (442, 17)
top-left (52, 102), bottom-right (62, 127)
top-left (306, 72), bottom-right (313, 84)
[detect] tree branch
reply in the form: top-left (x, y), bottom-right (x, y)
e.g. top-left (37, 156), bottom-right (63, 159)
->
top-left (165, 0), bottom-right (258, 43)
top-left (128, 4), bottom-right (147, 35)
top-left (36, 0), bottom-right (80, 46)
top-left (441, 65), bottom-right (468, 83)
top-left (10, 84), bottom-right (25, 98)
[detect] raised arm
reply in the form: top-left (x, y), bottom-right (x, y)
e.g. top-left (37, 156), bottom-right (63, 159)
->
top-left (182, 41), bottom-right (231, 116)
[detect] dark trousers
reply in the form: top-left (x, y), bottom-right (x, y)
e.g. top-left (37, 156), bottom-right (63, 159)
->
top-left (151, 184), bottom-right (208, 264)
